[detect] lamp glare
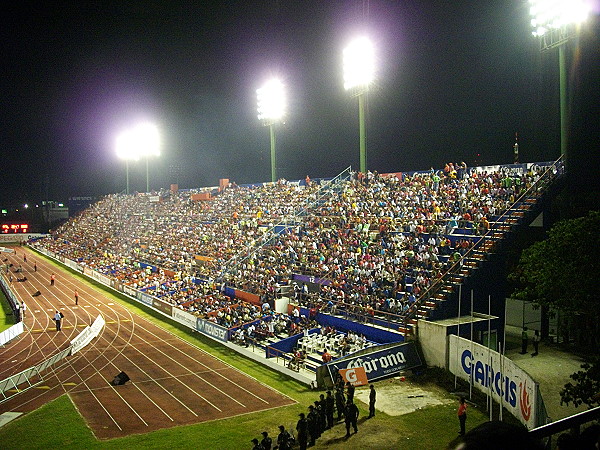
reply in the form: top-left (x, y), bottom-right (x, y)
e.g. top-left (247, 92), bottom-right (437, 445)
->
top-left (529, 0), bottom-right (590, 37)
top-left (343, 37), bottom-right (375, 91)
top-left (257, 79), bottom-right (285, 123)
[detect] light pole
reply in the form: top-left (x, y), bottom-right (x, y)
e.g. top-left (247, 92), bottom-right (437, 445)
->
top-left (137, 123), bottom-right (160, 193)
top-left (257, 79), bottom-right (285, 183)
top-left (344, 37), bottom-right (374, 175)
top-left (116, 130), bottom-right (139, 195)
top-left (529, 0), bottom-right (590, 161)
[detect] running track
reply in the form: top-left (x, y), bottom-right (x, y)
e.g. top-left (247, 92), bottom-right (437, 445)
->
top-left (0, 247), bottom-right (295, 439)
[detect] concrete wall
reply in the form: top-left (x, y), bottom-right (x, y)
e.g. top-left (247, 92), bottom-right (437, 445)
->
top-left (417, 319), bottom-right (449, 368)
top-left (506, 297), bottom-right (541, 331)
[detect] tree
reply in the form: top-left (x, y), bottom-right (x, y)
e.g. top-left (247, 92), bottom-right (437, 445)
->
top-left (560, 357), bottom-right (600, 408)
top-left (509, 211), bottom-right (600, 348)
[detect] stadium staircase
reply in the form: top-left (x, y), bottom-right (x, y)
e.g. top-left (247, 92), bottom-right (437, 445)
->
top-left (397, 158), bottom-right (565, 336)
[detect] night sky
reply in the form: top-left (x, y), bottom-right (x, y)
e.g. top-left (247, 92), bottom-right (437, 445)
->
top-left (1, 1), bottom-right (598, 207)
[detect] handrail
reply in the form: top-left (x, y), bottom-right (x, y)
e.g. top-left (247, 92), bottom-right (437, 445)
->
top-left (529, 405), bottom-right (600, 441)
top-left (294, 294), bottom-right (407, 329)
top-left (402, 157), bottom-right (565, 328)
top-left (283, 158), bottom-right (565, 332)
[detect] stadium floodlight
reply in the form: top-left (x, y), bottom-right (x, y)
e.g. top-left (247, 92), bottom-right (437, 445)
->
top-left (343, 37), bottom-right (375, 91)
top-left (529, 0), bottom-right (590, 160)
top-left (343, 37), bottom-right (374, 174)
top-left (529, 0), bottom-right (590, 44)
top-left (257, 78), bottom-right (286, 183)
top-left (116, 123), bottom-right (160, 194)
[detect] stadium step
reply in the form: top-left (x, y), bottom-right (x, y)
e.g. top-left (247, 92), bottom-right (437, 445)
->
top-left (449, 274), bottom-right (464, 284)
top-left (464, 259), bottom-right (479, 269)
top-left (472, 247), bottom-right (488, 256)
top-left (397, 324), bottom-right (412, 336)
top-left (416, 310), bottom-right (428, 319)
top-left (442, 285), bottom-right (455, 294)
top-left (424, 300), bottom-right (438, 309)
top-left (459, 267), bottom-right (471, 276)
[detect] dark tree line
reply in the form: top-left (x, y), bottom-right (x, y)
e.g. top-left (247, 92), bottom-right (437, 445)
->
top-left (510, 210), bottom-right (600, 408)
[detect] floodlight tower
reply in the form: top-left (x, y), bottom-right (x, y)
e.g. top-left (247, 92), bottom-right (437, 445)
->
top-left (116, 123), bottom-right (160, 194)
top-left (116, 129), bottom-right (140, 195)
top-left (344, 37), bottom-right (375, 174)
top-left (257, 79), bottom-right (285, 183)
top-left (529, 0), bottom-right (590, 161)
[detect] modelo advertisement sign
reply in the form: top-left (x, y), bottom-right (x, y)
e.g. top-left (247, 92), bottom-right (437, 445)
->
top-left (196, 318), bottom-right (228, 342)
top-left (326, 341), bottom-right (422, 382)
top-left (449, 335), bottom-right (537, 429)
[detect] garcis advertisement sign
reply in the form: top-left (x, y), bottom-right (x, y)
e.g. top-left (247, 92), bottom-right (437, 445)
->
top-left (448, 335), bottom-right (537, 429)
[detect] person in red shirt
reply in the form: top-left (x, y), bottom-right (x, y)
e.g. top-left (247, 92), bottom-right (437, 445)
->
top-left (457, 397), bottom-right (467, 436)
top-left (321, 350), bottom-right (332, 363)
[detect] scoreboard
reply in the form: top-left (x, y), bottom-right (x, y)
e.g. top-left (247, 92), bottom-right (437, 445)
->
top-left (1, 223), bottom-right (29, 234)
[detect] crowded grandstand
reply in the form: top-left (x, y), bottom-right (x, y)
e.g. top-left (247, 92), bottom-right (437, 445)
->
top-left (32, 160), bottom-right (561, 379)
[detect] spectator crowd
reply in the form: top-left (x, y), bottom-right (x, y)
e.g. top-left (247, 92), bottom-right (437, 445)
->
top-left (39, 164), bottom-right (546, 330)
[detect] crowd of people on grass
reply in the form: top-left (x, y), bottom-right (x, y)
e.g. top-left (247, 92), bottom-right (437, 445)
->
top-left (251, 378), bottom-right (369, 449)
top-left (39, 164), bottom-right (546, 329)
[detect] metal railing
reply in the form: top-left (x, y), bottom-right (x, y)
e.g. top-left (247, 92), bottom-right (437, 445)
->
top-left (529, 406), bottom-right (600, 448)
top-left (401, 157), bottom-right (565, 330)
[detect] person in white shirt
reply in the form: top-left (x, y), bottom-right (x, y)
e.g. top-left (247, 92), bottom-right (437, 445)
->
top-left (53, 311), bottom-right (63, 331)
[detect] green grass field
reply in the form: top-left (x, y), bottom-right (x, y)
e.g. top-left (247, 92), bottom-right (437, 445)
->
top-left (0, 256), bottom-right (493, 449)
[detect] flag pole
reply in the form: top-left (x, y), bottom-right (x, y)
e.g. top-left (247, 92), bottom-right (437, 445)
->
top-left (488, 294), bottom-right (492, 420)
top-left (469, 289), bottom-right (474, 400)
top-left (455, 284), bottom-right (462, 389)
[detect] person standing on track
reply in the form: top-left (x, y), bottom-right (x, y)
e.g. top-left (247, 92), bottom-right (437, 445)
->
top-left (21, 302), bottom-right (27, 320)
top-left (54, 310), bottom-right (63, 331)
top-left (74, 290), bottom-right (79, 305)
top-left (50, 273), bottom-right (56, 286)
top-left (33, 262), bottom-right (37, 272)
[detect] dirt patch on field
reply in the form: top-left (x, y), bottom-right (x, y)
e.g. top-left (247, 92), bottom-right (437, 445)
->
top-left (354, 377), bottom-right (455, 416)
